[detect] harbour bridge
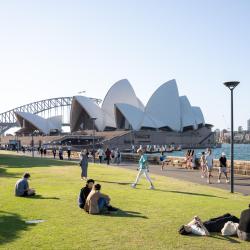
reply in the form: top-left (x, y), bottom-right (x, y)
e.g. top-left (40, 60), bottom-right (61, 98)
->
top-left (0, 96), bottom-right (102, 135)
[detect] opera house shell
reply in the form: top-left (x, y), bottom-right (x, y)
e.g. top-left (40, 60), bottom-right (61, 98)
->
top-left (15, 112), bottom-right (62, 135)
top-left (70, 79), bottom-right (206, 133)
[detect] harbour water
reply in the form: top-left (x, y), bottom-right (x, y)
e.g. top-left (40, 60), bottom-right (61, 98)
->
top-left (163, 144), bottom-right (250, 161)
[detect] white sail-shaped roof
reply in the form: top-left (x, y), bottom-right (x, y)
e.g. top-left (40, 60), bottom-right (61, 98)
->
top-left (102, 79), bottom-right (144, 128)
top-left (192, 106), bottom-right (205, 125)
top-left (15, 112), bottom-right (62, 134)
top-left (70, 96), bottom-right (105, 132)
top-left (145, 79), bottom-right (181, 131)
top-left (115, 103), bottom-right (144, 130)
top-left (180, 96), bottom-right (197, 130)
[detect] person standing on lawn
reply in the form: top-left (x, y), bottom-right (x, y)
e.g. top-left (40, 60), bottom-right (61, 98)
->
top-left (131, 149), bottom-right (155, 189)
top-left (80, 149), bottom-right (89, 180)
top-left (218, 152), bottom-right (230, 183)
top-left (205, 149), bottom-right (214, 184)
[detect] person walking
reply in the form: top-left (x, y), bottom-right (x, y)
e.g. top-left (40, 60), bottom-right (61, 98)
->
top-left (80, 149), bottom-right (89, 180)
top-left (97, 148), bottom-right (104, 163)
top-left (52, 146), bottom-right (56, 159)
top-left (200, 152), bottom-right (206, 178)
top-left (105, 148), bottom-right (111, 165)
top-left (67, 144), bottom-right (72, 160)
top-left (131, 149), bottom-right (154, 189)
top-left (218, 152), bottom-right (230, 183)
top-left (205, 149), bottom-right (214, 184)
top-left (58, 146), bottom-right (63, 160)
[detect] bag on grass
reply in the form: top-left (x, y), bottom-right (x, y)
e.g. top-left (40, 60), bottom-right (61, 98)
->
top-left (221, 221), bottom-right (239, 236)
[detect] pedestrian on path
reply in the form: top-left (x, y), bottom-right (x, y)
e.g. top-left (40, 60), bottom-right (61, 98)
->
top-left (131, 149), bottom-right (154, 190)
top-left (200, 152), bottom-right (207, 178)
top-left (80, 149), bottom-right (89, 180)
top-left (205, 149), bottom-right (214, 184)
top-left (218, 152), bottom-right (230, 183)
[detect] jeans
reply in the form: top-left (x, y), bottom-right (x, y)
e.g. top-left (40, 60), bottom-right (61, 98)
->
top-left (98, 197), bottom-right (108, 212)
top-left (134, 169), bottom-right (153, 185)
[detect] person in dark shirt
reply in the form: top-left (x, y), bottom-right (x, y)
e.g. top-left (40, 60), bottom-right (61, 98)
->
top-left (218, 152), bottom-right (229, 183)
top-left (78, 179), bottom-right (95, 209)
top-left (238, 204), bottom-right (250, 241)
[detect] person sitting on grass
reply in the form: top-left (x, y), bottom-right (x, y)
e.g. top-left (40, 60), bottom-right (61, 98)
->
top-left (78, 179), bottom-right (95, 209)
top-left (15, 173), bottom-right (35, 197)
top-left (84, 184), bottom-right (117, 214)
top-left (237, 204), bottom-right (250, 241)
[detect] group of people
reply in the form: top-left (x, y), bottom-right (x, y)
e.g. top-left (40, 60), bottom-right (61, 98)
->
top-left (185, 148), bottom-right (230, 184)
top-left (78, 179), bottom-right (117, 214)
top-left (97, 148), bottom-right (121, 165)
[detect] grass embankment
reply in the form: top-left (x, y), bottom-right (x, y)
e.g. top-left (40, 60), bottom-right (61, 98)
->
top-left (0, 152), bottom-right (249, 250)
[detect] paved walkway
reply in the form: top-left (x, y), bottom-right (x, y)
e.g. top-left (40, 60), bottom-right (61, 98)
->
top-left (116, 163), bottom-right (250, 196)
top-left (2, 151), bottom-right (250, 195)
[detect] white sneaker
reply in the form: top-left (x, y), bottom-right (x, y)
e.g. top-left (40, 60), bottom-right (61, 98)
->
top-left (201, 175), bottom-right (204, 178)
top-left (149, 186), bottom-right (155, 190)
top-left (226, 179), bottom-right (230, 183)
top-left (131, 184), bottom-right (136, 188)
top-left (217, 180), bottom-right (221, 183)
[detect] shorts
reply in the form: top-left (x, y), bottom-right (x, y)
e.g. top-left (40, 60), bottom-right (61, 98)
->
top-left (219, 167), bottom-right (227, 174)
top-left (206, 165), bottom-right (213, 172)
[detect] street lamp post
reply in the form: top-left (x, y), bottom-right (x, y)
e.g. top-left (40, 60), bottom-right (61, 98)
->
top-left (89, 118), bottom-right (97, 163)
top-left (223, 81), bottom-right (240, 193)
top-left (31, 132), bottom-right (34, 158)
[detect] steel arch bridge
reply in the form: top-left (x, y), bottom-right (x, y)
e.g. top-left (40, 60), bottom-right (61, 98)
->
top-left (0, 96), bottom-right (102, 135)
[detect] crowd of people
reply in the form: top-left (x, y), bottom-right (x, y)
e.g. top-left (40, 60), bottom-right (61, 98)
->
top-left (184, 148), bottom-right (230, 184)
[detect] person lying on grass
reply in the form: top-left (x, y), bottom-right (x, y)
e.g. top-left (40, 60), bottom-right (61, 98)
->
top-left (15, 172), bottom-right (35, 197)
top-left (84, 184), bottom-right (117, 214)
top-left (78, 179), bottom-right (95, 209)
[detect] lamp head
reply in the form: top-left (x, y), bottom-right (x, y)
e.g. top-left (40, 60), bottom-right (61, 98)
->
top-left (223, 81), bottom-right (240, 90)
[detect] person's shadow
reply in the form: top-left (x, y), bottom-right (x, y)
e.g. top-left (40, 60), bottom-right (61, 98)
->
top-left (23, 195), bottom-right (60, 200)
top-left (101, 209), bottom-right (148, 219)
top-left (0, 211), bottom-right (36, 246)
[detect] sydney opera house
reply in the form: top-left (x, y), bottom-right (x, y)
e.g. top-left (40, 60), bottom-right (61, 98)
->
top-left (13, 79), bottom-right (214, 148)
top-left (70, 79), bottom-right (206, 132)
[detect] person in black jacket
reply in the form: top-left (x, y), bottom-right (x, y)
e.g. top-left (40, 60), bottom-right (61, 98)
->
top-left (78, 179), bottom-right (95, 209)
top-left (238, 204), bottom-right (250, 241)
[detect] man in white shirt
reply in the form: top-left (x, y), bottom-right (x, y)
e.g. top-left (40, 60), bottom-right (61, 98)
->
top-left (97, 148), bottom-right (104, 163)
top-left (205, 149), bottom-right (214, 184)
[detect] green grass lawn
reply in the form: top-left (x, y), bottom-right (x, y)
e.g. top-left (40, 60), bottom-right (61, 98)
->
top-left (0, 152), bottom-right (250, 250)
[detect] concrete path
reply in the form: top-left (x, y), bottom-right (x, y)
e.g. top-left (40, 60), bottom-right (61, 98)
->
top-left (115, 163), bottom-right (250, 196)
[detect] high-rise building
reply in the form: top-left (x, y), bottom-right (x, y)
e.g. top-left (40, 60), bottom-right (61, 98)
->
top-left (238, 126), bottom-right (243, 132)
top-left (248, 119), bottom-right (250, 132)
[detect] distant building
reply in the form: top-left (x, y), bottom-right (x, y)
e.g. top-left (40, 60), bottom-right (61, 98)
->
top-left (248, 119), bottom-right (250, 132)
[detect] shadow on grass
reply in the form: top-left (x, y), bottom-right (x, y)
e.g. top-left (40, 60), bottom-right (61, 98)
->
top-left (0, 167), bottom-right (18, 178)
top-left (95, 180), bottom-right (132, 186)
top-left (0, 154), bottom-right (74, 169)
top-left (154, 189), bottom-right (227, 199)
top-left (102, 209), bottom-right (148, 219)
top-left (24, 195), bottom-right (60, 200)
top-left (210, 234), bottom-right (241, 244)
top-left (0, 211), bottom-right (35, 246)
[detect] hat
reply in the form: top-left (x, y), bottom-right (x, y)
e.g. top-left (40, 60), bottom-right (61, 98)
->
top-left (222, 152), bottom-right (226, 156)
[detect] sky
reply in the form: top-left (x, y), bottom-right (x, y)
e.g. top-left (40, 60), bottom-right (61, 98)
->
top-left (0, 0), bottom-right (250, 131)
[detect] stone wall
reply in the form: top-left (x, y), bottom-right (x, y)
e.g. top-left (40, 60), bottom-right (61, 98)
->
top-left (121, 154), bottom-right (250, 176)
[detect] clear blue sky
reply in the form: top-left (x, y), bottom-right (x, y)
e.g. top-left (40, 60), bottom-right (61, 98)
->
top-left (0, 0), bottom-right (249, 130)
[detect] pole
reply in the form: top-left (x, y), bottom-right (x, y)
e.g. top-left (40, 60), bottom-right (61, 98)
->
top-left (93, 120), bottom-right (95, 163)
top-left (230, 89), bottom-right (234, 193)
top-left (32, 132), bottom-right (34, 158)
